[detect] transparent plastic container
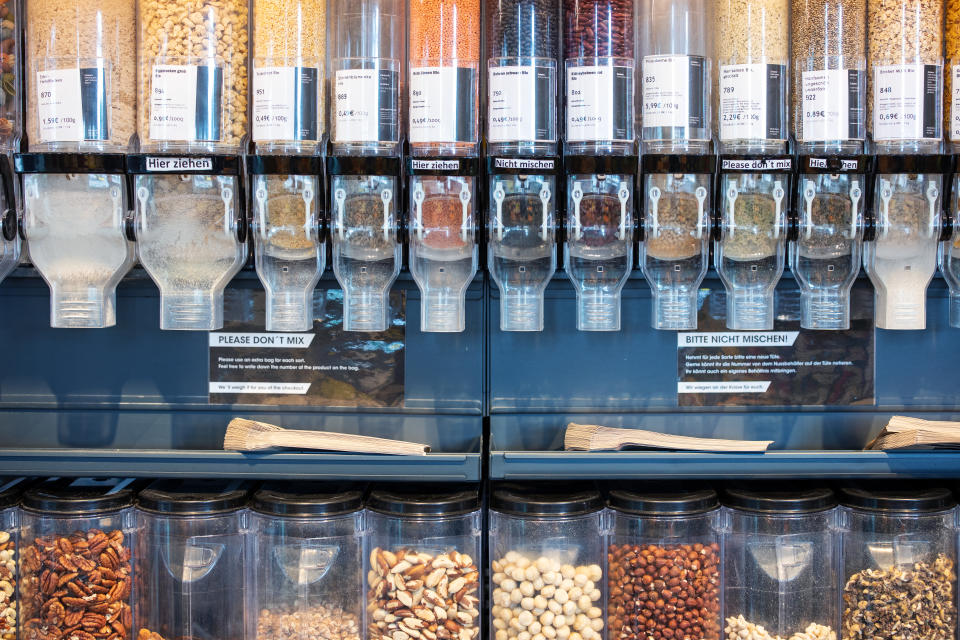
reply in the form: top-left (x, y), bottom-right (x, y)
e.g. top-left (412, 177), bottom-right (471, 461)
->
top-left (25, 0), bottom-right (134, 152)
top-left (723, 485), bottom-right (840, 640)
top-left (365, 486), bottom-right (481, 640)
top-left (714, 0), bottom-right (789, 154)
top-left (19, 478), bottom-right (137, 640)
top-left (330, 0), bottom-right (403, 156)
top-left (409, 174), bottom-right (478, 332)
top-left (138, 0), bottom-right (248, 154)
top-left (22, 172), bottom-right (135, 328)
top-left (606, 485), bottom-right (722, 640)
top-left (940, 173), bottom-right (960, 327)
top-left (136, 479), bottom-right (252, 640)
top-left (407, 0), bottom-right (480, 156)
top-left (489, 485), bottom-right (605, 640)
top-left (715, 172), bottom-right (788, 330)
top-left (791, 168), bottom-right (866, 330)
top-left (639, 0), bottom-right (712, 154)
top-left (0, 0), bottom-right (18, 154)
top-left (248, 483), bottom-right (364, 640)
top-left (135, 173), bottom-right (246, 330)
top-left (0, 478), bottom-right (28, 640)
top-left (252, 173), bottom-right (324, 332)
top-left (564, 173), bottom-right (633, 331)
top-left (864, 172), bottom-right (941, 330)
top-left (0, 224), bottom-right (17, 290)
top-left (251, 0), bottom-right (326, 154)
top-left (868, 0), bottom-right (943, 155)
top-left (640, 170), bottom-right (711, 330)
top-left (488, 173), bottom-right (557, 331)
top-left (330, 174), bottom-right (401, 331)
top-left (563, 0), bottom-right (635, 155)
top-left (838, 485), bottom-right (957, 640)
top-left (947, 0), bottom-right (960, 151)
top-left (486, 0), bottom-right (559, 156)
top-left (792, 0), bottom-right (866, 155)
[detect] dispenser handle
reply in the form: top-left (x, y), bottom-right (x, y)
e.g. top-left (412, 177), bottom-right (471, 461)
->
top-left (412, 181), bottom-right (425, 241)
top-left (220, 186), bottom-right (234, 236)
top-left (617, 184), bottom-right (630, 242)
top-left (571, 183), bottom-right (583, 242)
top-left (539, 184), bottom-right (551, 243)
top-left (802, 179), bottom-right (816, 240)
top-left (459, 182), bottom-right (471, 242)
top-left (694, 186), bottom-right (707, 240)
top-left (773, 180), bottom-right (784, 240)
top-left (926, 180), bottom-right (939, 239)
top-left (879, 179), bottom-right (893, 241)
top-left (334, 188), bottom-right (346, 240)
top-left (255, 185), bottom-right (268, 239)
top-left (648, 185), bottom-right (661, 239)
top-left (136, 185), bottom-right (151, 235)
top-left (848, 180), bottom-right (862, 241)
top-left (493, 182), bottom-right (505, 242)
top-left (380, 188), bottom-right (393, 242)
top-left (302, 180), bottom-right (315, 242)
top-left (724, 184), bottom-right (739, 239)
top-left (111, 184), bottom-right (123, 233)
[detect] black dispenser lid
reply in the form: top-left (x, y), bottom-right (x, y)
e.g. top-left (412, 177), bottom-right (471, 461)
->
top-left (839, 484), bottom-right (956, 513)
top-left (0, 477), bottom-right (30, 510)
top-left (22, 477), bottom-right (137, 515)
top-left (723, 484), bottom-right (837, 514)
top-left (251, 482), bottom-right (364, 517)
top-left (137, 479), bottom-right (252, 515)
top-left (491, 483), bottom-right (603, 517)
top-left (367, 484), bottom-right (480, 517)
top-left (608, 483), bottom-right (719, 516)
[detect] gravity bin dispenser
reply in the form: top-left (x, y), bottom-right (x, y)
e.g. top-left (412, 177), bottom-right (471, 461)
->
top-left (408, 157), bottom-right (479, 333)
top-left (327, 156), bottom-right (402, 332)
top-left (865, 155), bottom-right (945, 331)
top-left (248, 155), bottom-right (326, 332)
top-left (639, 154), bottom-right (714, 331)
top-left (487, 156), bottom-right (559, 332)
top-left (563, 155), bottom-right (635, 332)
top-left (15, 153), bottom-right (134, 328)
top-left (791, 156), bottom-right (869, 331)
top-left (942, 156), bottom-right (960, 328)
top-left (128, 155), bottom-right (247, 331)
top-left (714, 156), bottom-right (793, 331)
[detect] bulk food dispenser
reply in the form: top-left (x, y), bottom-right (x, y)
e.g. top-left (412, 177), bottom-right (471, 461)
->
top-left (17, 0), bottom-right (135, 328)
top-left (791, 0), bottom-right (867, 331)
top-left (406, 0), bottom-right (480, 332)
top-left (328, 0), bottom-right (403, 332)
top-left (486, 0), bottom-right (560, 332)
top-left (131, 0), bottom-right (249, 330)
top-left (136, 479), bottom-right (252, 640)
top-left (942, 156), bottom-right (960, 327)
top-left (0, 0), bottom-right (16, 291)
top-left (865, 0), bottom-right (945, 330)
top-left (562, 0), bottom-right (636, 332)
top-left (638, 0), bottom-right (713, 331)
top-left (714, 0), bottom-right (791, 331)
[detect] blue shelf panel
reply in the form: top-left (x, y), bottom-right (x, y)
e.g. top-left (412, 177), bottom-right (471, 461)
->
top-left (0, 449), bottom-right (481, 480)
top-left (490, 450), bottom-right (960, 479)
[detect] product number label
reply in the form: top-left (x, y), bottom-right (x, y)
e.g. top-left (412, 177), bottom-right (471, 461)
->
top-left (487, 65), bottom-right (553, 143)
top-left (641, 55), bottom-right (705, 130)
top-left (150, 64), bottom-right (224, 142)
top-left (409, 66), bottom-right (474, 144)
top-left (801, 69), bottom-right (864, 142)
top-left (566, 65), bottom-right (632, 143)
top-left (37, 67), bottom-right (109, 143)
top-left (252, 66), bottom-right (320, 142)
top-left (951, 65), bottom-right (960, 141)
top-left (719, 63), bottom-right (786, 141)
top-left (873, 64), bottom-right (940, 141)
top-left (334, 68), bottom-right (398, 143)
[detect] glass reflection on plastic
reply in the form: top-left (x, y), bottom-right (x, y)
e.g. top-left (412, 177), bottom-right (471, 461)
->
top-left (864, 173), bottom-right (941, 330)
top-left (252, 174), bottom-right (324, 332)
top-left (0, 181), bottom-right (18, 289)
top-left (409, 175), bottom-right (478, 332)
top-left (331, 175), bottom-right (401, 332)
top-left (23, 173), bottom-right (135, 328)
top-left (641, 172), bottom-right (710, 330)
top-left (488, 174), bottom-right (557, 331)
top-left (565, 174), bottom-right (632, 331)
top-left (715, 173), bottom-right (787, 330)
top-left (941, 175), bottom-right (960, 328)
top-left (135, 174), bottom-right (246, 330)
top-left (790, 174), bottom-right (865, 330)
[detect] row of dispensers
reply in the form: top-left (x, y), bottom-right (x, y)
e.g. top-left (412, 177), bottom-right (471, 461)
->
top-left (0, 149), bottom-right (956, 335)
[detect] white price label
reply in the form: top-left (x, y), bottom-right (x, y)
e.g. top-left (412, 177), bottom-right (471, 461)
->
top-left (150, 65), bottom-right (198, 140)
top-left (801, 69), bottom-right (864, 142)
top-left (37, 69), bottom-right (83, 142)
top-left (488, 65), bottom-right (548, 143)
top-left (253, 66), bottom-right (320, 142)
top-left (335, 69), bottom-right (380, 142)
top-left (719, 63), bottom-right (785, 141)
top-left (873, 64), bottom-right (940, 141)
top-left (409, 66), bottom-right (460, 143)
top-left (642, 55), bottom-right (693, 129)
top-left (566, 65), bottom-right (631, 142)
top-left (951, 65), bottom-right (960, 141)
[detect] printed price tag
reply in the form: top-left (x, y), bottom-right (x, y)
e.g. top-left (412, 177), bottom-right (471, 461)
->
top-left (566, 65), bottom-right (631, 142)
top-left (150, 64), bottom-right (224, 142)
top-left (409, 66), bottom-right (474, 144)
top-left (488, 65), bottom-right (553, 143)
top-left (719, 63), bottom-right (786, 141)
top-left (801, 69), bottom-right (864, 142)
top-left (37, 67), bottom-right (109, 143)
top-left (642, 55), bottom-right (705, 129)
top-left (252, 66), bottom-right (320, 142)
top-left (335, 68), bottom-right (398, 143)
top-left (873, 64), bottom-right (940, 141)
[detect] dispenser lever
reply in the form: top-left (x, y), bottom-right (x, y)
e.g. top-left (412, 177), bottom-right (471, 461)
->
top-left (648, 186), bottom-right (661, 239)
top-left (571, 183), bottom-right (583, 241)
top-left (255, 186), bottom-right (268, 239)
top-left (539, 184), bottom-right (551, 242)
top-left (926, 180), bottom-right (939, 239)
top-left (773, 181), bottom-right (784, 240)
top-left (879, 179), bottom-right (893, 241)
top-left (617, 184), bottom-right (630, 241)
top-left (220, 186), bottom-right (234, 236)
top-left (695, 186), bottom-right (707, 239)
top-left (412, 181), bottom-right (425, 240)
top-left (803, 180), bottom-right (816, 240)
top-left (302, 181), bottom-right (315, 242)
top-left (725, 184), bottom-right (739, 239)
top-left (848, 180), bottom-right (862, 241)
top-left (137, 186), bottom-right (150, 235)
top-left (334, 188), bottom-right (346, 240)
top-left (110, 185), bottom-right (123, 232)
top-left (459, 182), bottom-right (471, 242)
top-left (380, 188), bottom-right (393, 241)
top-left (493, 182), bottom-right (505, 242)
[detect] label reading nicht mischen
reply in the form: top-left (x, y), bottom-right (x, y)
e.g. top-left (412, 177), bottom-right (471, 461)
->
top-left (488, 65), bottom-right (554, 143)
top-left (252, 66), bottom-right (320, 142)
top-left (335, 68), bottom-right (399, 143)
top-left (150, 64), bottom-right (224, 141)
top-left (873, 64), bottom-right (940, 141)
top-left (641, 55), bottom-right (706, 130)
top-left (719, 63), bottom-right (787, 141)
top-left (801, 69), bottom-right (865, 142)
top-left (409, 66), bottom-right (475, 144)
top-left (566, 65), bottom-right (632, 142)
top-left (37, 67), bottom-right (109, 142)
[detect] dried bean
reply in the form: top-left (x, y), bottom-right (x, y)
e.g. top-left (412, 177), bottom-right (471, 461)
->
top-left (564, 0), bottom-right (634, 59)
top-left (487, 0), bottom-right (559, 60)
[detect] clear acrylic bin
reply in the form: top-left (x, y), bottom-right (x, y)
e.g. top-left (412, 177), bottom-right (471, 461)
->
top-left (940, 172), bottom-right (960, 327)
top-left (0, 478), bottom-right (27, 640)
